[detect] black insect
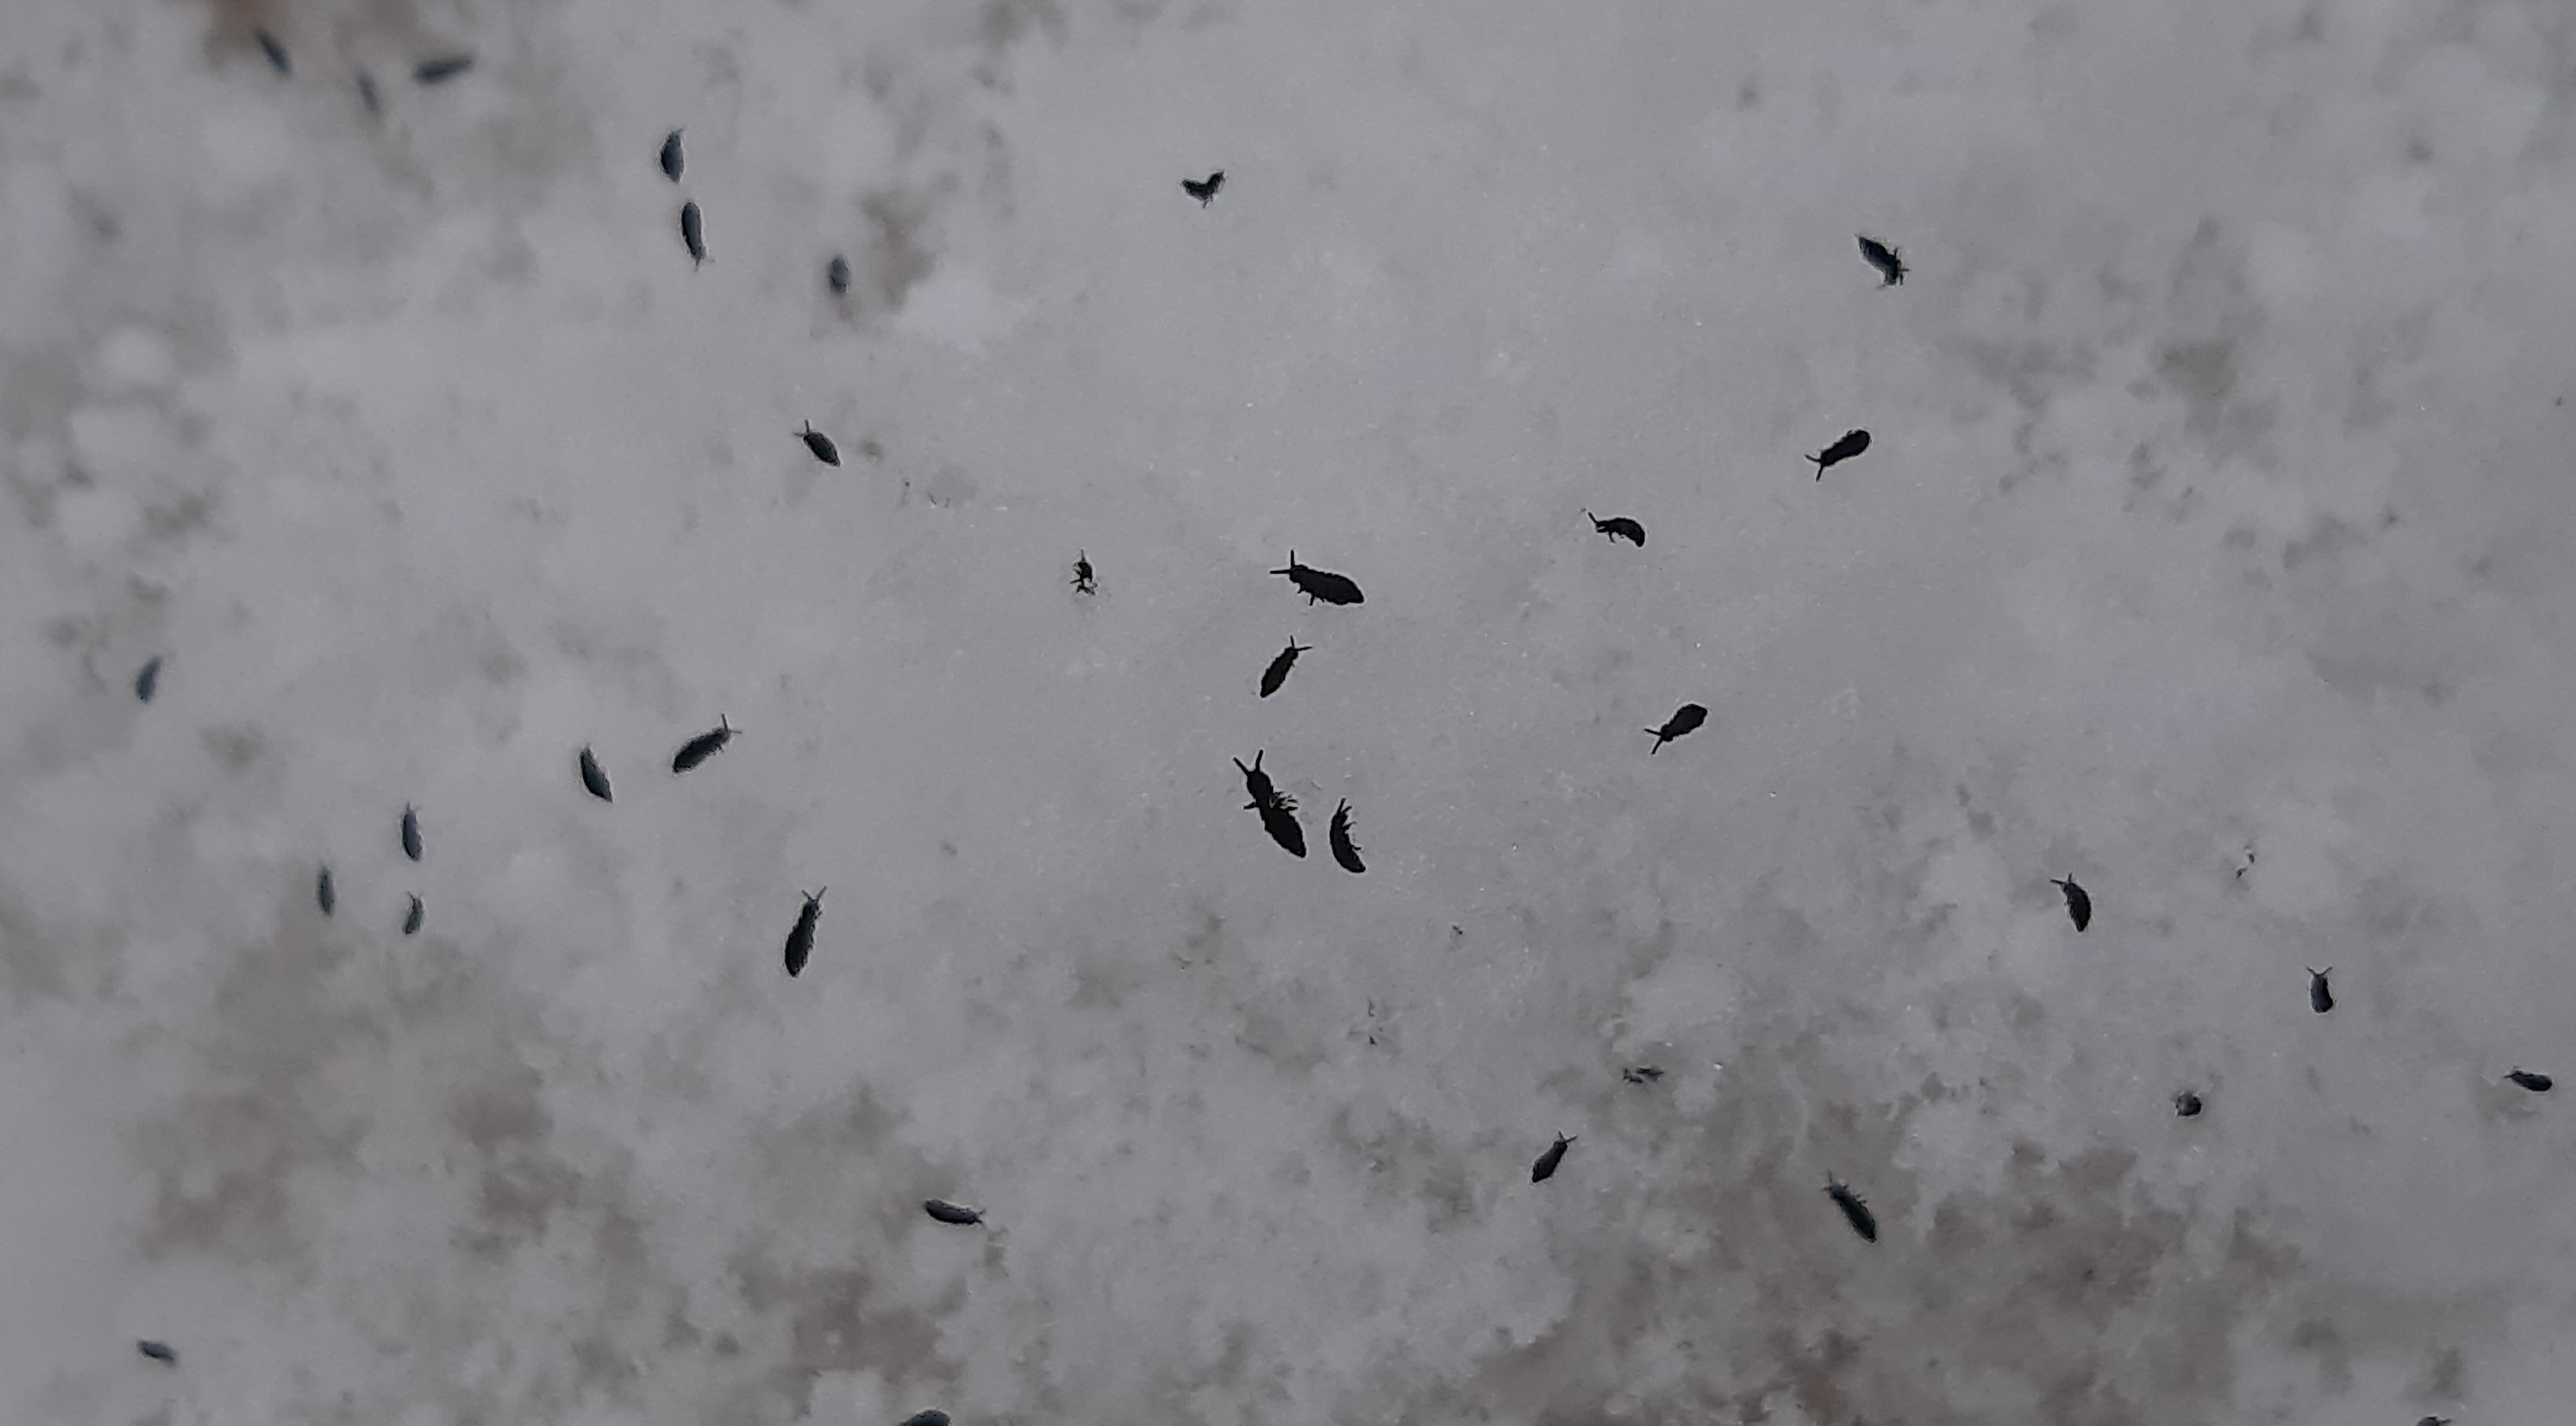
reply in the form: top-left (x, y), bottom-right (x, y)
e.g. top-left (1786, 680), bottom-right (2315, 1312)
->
top-left (1856, 234), bottom-right (1906, 287)
top-left (403, 894), bottom-right (424, 937)
top-left (672, 715), bottom-right (736, 774)
top-left (356, 71), bottom-right (381, 116)
top-left (903, 1412), bottom-right (953, 1426)
top-left (1271, 551), bottom-right (1365, 606)
top-left (2506, 1068), bottom-right (2553, 1093)
top-left (413, 55), bottom-right (474, 85)
top-left (784, 889), bottom-right (825, 977)
top-left (1233, 752), bottom-right (1305, 857)
top-left (1809, 428), bottom-right (1871, 479)
top-left (1623, 1066), bottom-right (1664, 1085)
top-left (1234, 750), bottom-right (1281, 809)
top-left (578, 745), bottom-right (614, 802)
top-left (1070, 550), bottom-right (1096, 595)
top-left (1824, 1176), bottom-right (1878, 1242)
top-left (137, 1340), bottom-right (177, 1366)
top-left (1646, 703), bottom-right (1707, 753)
top-left (827, 254), bottom-right (850, 295)
top-left (923, 1199), bottom-right (984, 1226)
top-left (1530, 1132), bottom-right (1574, 1183)
top-left (680, 201), bottom-right (706, 267)
top-left (2052, 877), bottom-right (2091, 931)
top-left (798, 423), bottom-right (840, 466)
top-left (2174, 1090), bottom-right (2203, 1117)
top-left (1258, 638), bottom-right (1311, 698)
top-left (1584, 510), bottom-right (1645, 547)
top-left (659, 128), bottom-right (684, 182)
top-left (401, 804), bottom-right (422, 862)
top-left (1182, 170), bottom-right (1225, 206)
top-left (2306, 967), bottom-right (2334, 1014)
top-left (134, 656), bottom-right (162, 703)
top-left (2417, 1417), bottom-right (2452, 1426)
top-left (1328, 799), bottom-right (1366, 874)
top-left (253, 28), bottom-right (291, 76)
top-left (317, 864), bottom-right (335, 917)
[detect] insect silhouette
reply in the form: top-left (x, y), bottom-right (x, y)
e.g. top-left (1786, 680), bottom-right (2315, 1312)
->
top-left (902, 1413), bottom-right (953, 1426)
top-left (923, 1199), bottom-right (984, 1226)
top-left (659, 128), bottom-right (684, 182)
top-left (680, 201), bottom-right (706, 267)
top-left (2506, 1068), bottom-right (2553, 1092)
top-left (797, 423), bottom-right (840, 466)
top-left (1235, 751), bottom-right (1283, 809)
top-left (672, 716), bottom-right (737, 774)
top-left (1259, 638), bottom-right (1311, 698)
top-left (1809, 428), bottom-right (1871, 479)
top-left (1646, 703), bottom-right (1708, 753)
top-left (1233, 752), bottom-right (1305, 857)
top-left (2174, 1090), bottom-right (2203, 1117)
top-left (1182, 170), bottom-right (1225, 206)
top-left (827, 254), bottom-right (850, 295)
top-left (1271, 551), bottom-right (1365, 606)
top-left (356, 72), bottom-right (381, 116)
top-left (1070, 550), bottom-right (1096, 595)
top-left (1856, 234), bottom-right (1907, 287)
top-left (137, 1340), bottom-right (177, 1366)
top-left (1584, 509), bottom-right (1645, 547)
top-left (2306, 967), bottom-right (2334, 1014)
top-left (2417, 1418), bottom-right (2452, 1426)
top-left (2052, 877), bottom-right (2091, 931)
top-left (253, 28), bottom-right (291, 76)
top-left (578, 745), bottom-right (614, 802)
top-left (403, 894), bottom-right (424, 937)
top-left (1623, 1066), bottom-right (1664, 1085)
top-left (401, 805), bottom-right (422, 862)
top-left (413, 55), bottom-right (474, 84)
top-left (317, 864), bottom-right (336, 917)
top-left (1824, 1176), bottom-right (1878, 1242)
top-left (1328, 799), bottom-right (1366, 874)
top-left (1531, 1132), bottom-right (1574, 1183)
top-left (784, 889), bottom-right (825, 977)
top-left (134, 656), bottom-right (162, 703)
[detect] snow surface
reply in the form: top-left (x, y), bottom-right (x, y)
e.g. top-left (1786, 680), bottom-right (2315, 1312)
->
top-left (6, 0), bottom-right (2576, 1423)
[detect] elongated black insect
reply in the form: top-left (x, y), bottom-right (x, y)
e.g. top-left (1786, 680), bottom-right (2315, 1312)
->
top-left (253, 28), bottom-right (291, 76)
top-left (1856, 234), bottom-right (1906, 287)
top-left (137, 1340), bottom-right (177, 1366)
top-left (2174, 1090), bottom-right (2202, 1117)
top-left (1646, 703), bottom-right (1707, 753)
top-left (1259, 638), bottom-right (1311, 699)
top-left (1271, 550), bottom-right (1364, 606)
top-left (403, 894), bottom-right (424, 937)
top-left (1530, 1132), bottom-right (1574, 1183)
top-left (1584, 509), bottom-right (1645, 547)
top-left (578, 745), bottom-right (613, 802)
top-left (1809, 428), bottom-right (1871, 479)
top-left (903, 1412), bottom-right (953, 1426)
top-left (923, 1199), bottom-right (983, 1226)
top-left (2417, 1417), bottom-right (2451, 1426)
top-left (1328, 799), bottom-right (1366, 874)
top-left (1182, 170), bottom-right (1224, 206)
top-left (356, 71), bottom-right (380, 116)
top-left (1070, 549), bottom-right (1095, 595)
top-left (672, 715), bottom-right (736, 774)
top-left (1234, 751), bottom-right (1284, 811)
top-left (2506, 1068), bottom-right (2553, 1092)
top-left (659, 128), bottom-right (684, 182)
top-left (134, 656), bottom-right (162, 703)
top-left (1824, 1176), bottom-right (1878, 1242)
top-left (317, 864), bottom-right (336, 917)
top-left (784, 889), bottom-right (825, 977)
top-left (1258, 799), bottom-right (1307, 858)
top-left (797, 423), bottom-right (840, 466)
top-left (827, 255), bottom-right (850, 295)
top-left (401, 804), bottom-right (422, 862)
top-left (1623, 1066), bottom-right (1664, 1085)
top-left (413, 55), bottom-right (474, 85)
top-left (680, 201), bottom-right (706, 267)
top-left (2052, 877), bottom-right (2091, 931)
top-left (2306, 967), bottom-right (2334, 1014)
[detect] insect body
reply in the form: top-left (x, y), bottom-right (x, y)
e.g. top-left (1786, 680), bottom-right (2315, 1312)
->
top-left (1809, 428), bottom-right (1871, 479)
top-left (137, 1340), bottom-right (177, 1365)
top-left (403, 894), bottom-right (424, 936)
top-left (1623, 1066), bottom-right (1664, 1085)
top-left (672, 716), bottom-right (736, 774)
top-left (413, 55), bottom-right (474, 84)
top-left (1584, 510), bottom-right (1646, 547)
top-left (578, 745), bottom-right (614, 802)
top-left (317, 864), bottom-right (336, 917)
top-left (1824, 1176), bottom-right (1878, 1242)
top-left (401, 805), bottom-right (422, 862)
top-left (1645, 703), bottom-right (1707, 753)
top-left (1182, 170), bottom-right (1225, 206)
top-left (903, 1413), bottom-right (953, 1426)
top-left (923, 1199), bottom-right (983, 1226)
top-left (1234, 751), bottom-right (1281, 809)
top-left (2052, 877), bottom-right (2091, 931)
top-left (659, 129), bottom-right (684, 182)
top-left (798, 423), bottom-right (840, 466)
top-left (2174, 1090), bottom-right (2203, 1117)
top-left (2506, 1068), bottom-right (2553, 1092)
top-left (1233, 752), bottom-right (1304, 857)
top-left (2306, 967), bottom-right (2334, 1014)
top-left (680, 201), bottom-right (706, 267)
top-left (1328, 799), bottom-right (1366, 874)
top-left (784, 889), bottom-right (825, 977)
top-left (253, 28), bottom-right (291, 76)
top-left (827, 255), bottom-right (850, 295)
top-left (134, 656), bottom-right (162, 703)
top-left (1271, 551), bottom-right (1364, 606)
top-left (1531, 1132), bottom-right (1574, 1183)
top-left (1258, 638), bottom-right (1311, 698)
top-left (1070, 550), bottom-right (1095, 595)
top-left (1856, 234), bottom-right (1907, 287)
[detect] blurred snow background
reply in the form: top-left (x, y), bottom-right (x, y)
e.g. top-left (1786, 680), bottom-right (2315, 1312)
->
top-left (5, 0), bottom-right (2576, 1423)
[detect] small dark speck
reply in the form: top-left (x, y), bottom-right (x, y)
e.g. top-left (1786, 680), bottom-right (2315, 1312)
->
top-left (134, 656), bottom-right (162, 702)
top-left (252, 28), bottom-right (290, 76)
top-left (828, 255), bottom-right (850, 295)
top-left (1622, 1066), bottom-right (1663, 1085)
top-left (902, 1413), bottom-right (952, 1426)
top-left (356, 72), bottom-right (381, 115)
top-left (2506, 1068), bottom-right (2553, 1093)
top-left (137, 1340), bottom-right (176, 1365)
top-left (413, 55), bottom-right (475, 85)
top-left (2174, 1090), bottom-right (2202, 1117)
